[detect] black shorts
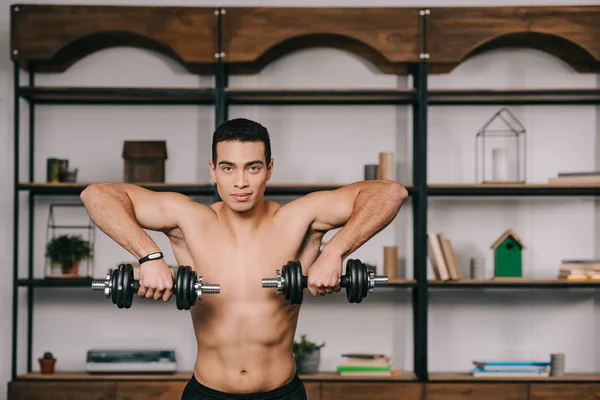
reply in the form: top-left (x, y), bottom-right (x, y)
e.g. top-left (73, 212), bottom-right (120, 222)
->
top-left (180, 373), bottom-right (307, 400)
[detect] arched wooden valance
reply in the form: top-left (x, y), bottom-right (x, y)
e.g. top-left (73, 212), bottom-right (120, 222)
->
top-left (228, 33), bottom-right (399, 75)
top-left (10, 5), bottom-right (600, 75)
top-left (464, 32), bottom-right (598, 72)
top-left (220, 7), bottom-right (421, 74)
top-left (10, 4), bottom-right (218, 73)
top-left (426, 6), bottom-right (600, 73)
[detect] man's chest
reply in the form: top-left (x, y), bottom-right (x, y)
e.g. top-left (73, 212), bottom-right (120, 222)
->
top-left (174, 222), bottom-right (318, 298)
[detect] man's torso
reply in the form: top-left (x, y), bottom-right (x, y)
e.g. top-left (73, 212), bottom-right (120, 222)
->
top-left (167, 199), bottom-right (322, 393)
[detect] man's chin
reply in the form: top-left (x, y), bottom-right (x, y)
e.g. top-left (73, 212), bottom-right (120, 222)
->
top-left (227, 200), bottom-right (255, 212)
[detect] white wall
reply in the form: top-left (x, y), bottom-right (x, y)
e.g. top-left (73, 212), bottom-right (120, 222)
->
top-left (2, 0), bottom-right (600, 398)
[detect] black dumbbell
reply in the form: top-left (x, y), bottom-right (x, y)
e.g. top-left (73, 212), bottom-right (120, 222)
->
top-left (262, 259), bottom-right (388, 304)
top-left (91, 263), bottom-right (220, 310)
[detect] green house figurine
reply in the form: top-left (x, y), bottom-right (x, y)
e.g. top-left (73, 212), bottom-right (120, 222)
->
top-left (490, 229), bottom-right (526, 279)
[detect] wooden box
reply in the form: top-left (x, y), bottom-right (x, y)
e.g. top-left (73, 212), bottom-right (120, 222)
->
top-left (122, 141), bottom-right (167, 183)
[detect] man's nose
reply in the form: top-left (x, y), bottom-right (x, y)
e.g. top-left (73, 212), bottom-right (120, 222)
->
top-left (234, 171), bottom-right (248, 188)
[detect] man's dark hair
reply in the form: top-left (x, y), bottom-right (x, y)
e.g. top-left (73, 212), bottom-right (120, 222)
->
top-left (212, 118), bottom-right (271, 164)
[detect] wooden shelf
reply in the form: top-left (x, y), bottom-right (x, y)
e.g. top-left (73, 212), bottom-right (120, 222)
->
top-left (429, 372), bottom-right (600, 382)
top-left (16, 372), bottom-right (193, 381)
top-left (18, 86), bottom-right (215, 105)
top-left (17, 86), bottom-right (600, 106)
top-left (15, 371), bottom-right (417, 382)
top-left (19, 182), bottom-right (215, 196)
top-left (386, 279), bottom-right (416, 287)
top-left (225, 88), bottom-right (415, 105)
top-left (18, 277), bottom-right (94, 288)
top-left (428, 183), bottom-right (600, 196)
top-left (18, 182), bottom-right (415, 196)
top-left (301, 371), bottom-right (417, 381)
top-left (427, 88), bottom-right (600, 105)
top-left (18, 277), bottom-right (415, 288)
top-left (429, 279), bottom-right (600, 288)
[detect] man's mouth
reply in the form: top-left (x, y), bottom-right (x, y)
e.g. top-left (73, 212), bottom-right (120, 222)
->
top-left (232, 193), bottom-right (251, 201)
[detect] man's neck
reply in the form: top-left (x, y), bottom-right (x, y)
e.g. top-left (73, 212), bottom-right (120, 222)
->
top-left (221, 199), bottom-right (269, 236)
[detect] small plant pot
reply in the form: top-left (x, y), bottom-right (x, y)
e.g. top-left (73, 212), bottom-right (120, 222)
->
top-left (296, 350), bottom-right (320, 374)
top-left (39, 358), bottom-right (56, 374)
top-left (61, 261), bottom-right (80, 276)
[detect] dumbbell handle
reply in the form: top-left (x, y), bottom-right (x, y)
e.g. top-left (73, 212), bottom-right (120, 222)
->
top-left (91, 277), bottom-right (220, 296)
top-left (262, 271), bottom-right (388, 289)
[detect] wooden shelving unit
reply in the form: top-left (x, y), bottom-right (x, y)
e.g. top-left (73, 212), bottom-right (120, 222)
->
top-left (9, 5), bottom-right (600, 399)
top-left (427, 88), bottom-right (600, 105)
top-left (429, 372), bottom-right (600, 382)
top-left (18, 86), bottom-right (216, 105)
top-left (18, 182), bottom-right (380, 196)
top-left (428, 183), bottom-right (600, 196)
top-left (15, 371), bottom-right (418, 382)
top-left (429, 279), bottom-right (600, 288)
top-left (225, 87), bottom-right (415, 105)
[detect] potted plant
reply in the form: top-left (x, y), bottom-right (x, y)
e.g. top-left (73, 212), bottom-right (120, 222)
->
top-left (39, 351), bottom-right (56, 374)
top-left (293, 334), bottom-right (325, 374)
top-left (45, 234), bottom-right (92, 276)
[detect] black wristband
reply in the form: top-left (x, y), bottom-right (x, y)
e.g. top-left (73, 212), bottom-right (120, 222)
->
top-left (138, 252), bottom-right (164, 265)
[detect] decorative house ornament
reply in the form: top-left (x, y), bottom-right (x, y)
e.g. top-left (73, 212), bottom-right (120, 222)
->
top-left (491, 229), bottom-right (525, 279)
top-left (475, 107), bottom-right (526, 184)
top-left (122, 140), bottom-right (167, 183)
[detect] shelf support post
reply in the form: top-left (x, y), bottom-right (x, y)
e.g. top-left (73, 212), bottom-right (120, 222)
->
top-left (213, 8), bottom-right (227, 203)
top-left (12, 59), bottom-right (20, 381)
top-left (26, 63), bottom-right (36, 374)
top-left (413, 7), bottom-right (430, 382)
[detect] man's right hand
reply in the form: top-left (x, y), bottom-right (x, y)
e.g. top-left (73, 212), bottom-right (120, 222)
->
top-left (138, 259), bottom-right (174, 302)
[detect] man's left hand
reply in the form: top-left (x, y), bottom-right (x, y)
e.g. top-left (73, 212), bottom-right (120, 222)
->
top-left (307, 250), bottom-right (343, 296)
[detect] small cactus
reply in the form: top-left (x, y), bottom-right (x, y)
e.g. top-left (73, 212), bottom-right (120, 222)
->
top-left (43, 351), bottom-right (54, 359)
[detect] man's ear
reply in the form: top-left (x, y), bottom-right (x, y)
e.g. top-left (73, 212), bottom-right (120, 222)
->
top-left (209, 160), bottom-right (216, 183)
top-left (266, 158), bottom-right (274, 181)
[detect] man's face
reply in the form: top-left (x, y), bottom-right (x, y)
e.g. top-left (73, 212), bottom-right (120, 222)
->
top-left (209, 140), bottom-right (273, 213)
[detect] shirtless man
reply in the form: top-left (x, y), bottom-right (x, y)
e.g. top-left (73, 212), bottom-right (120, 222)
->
top-left (80, 118), bottom-right (408, 400)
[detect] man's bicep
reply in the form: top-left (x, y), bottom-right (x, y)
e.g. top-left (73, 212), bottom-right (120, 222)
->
top-left (306, 184), bottom-right (362, 232)
top-left (125, 185), bottom-right (190, 232)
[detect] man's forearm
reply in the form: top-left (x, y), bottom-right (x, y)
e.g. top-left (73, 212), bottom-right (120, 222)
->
top-left (80, 184), bottom-right (161, 259)
top-left (324, 182), bottom-right (408, 259)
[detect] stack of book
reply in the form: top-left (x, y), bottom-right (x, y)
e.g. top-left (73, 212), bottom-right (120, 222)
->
top-left (548, 170), bottom-right (600, 185)
top-left (470, 360), bottom-right (551, 377)
top-left (558, 259), bottom-right (600, 280)
top-left (336, 353), bottom-right (393, 376)
top-left (428, 232), bottom-right (462, 281)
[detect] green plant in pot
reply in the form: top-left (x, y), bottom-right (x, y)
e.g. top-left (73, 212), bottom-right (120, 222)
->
top-left (45, 234), bottom-right (92, 275)
top-left (293, 334), bottom-right (325, 374)
top-left (39, 351), bottom-right (56, 374)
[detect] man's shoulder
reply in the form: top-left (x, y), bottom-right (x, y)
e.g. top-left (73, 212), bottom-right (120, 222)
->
top-left (169, 194), bottom-right (217, 221)
top-left (273, 192), bottom-right (326, 221)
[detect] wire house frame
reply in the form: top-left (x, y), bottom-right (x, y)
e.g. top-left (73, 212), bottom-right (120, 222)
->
top-left (475, 107), bottom-right (527, 184)
top-left (44, 203), bottom-right (96, 278)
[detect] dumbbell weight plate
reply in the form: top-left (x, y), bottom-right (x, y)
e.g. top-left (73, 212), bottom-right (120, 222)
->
top-left (117, 264), bottom-right (127, 308)
top-left (175, 265), bottom-right (185, 310)
top-left (122, 263), bottom-right (134, 309)
top-left (115, 264), bottom-right (133, 309)
top-left (118, 264), bottom-right (127, 308)
top-left (111, 266), bottom-right (119, 306)
top-left (346, 260), bottom-right (357, 303)
top-left (184, 266), bottom-right (195, 310)
top-left (282, 261), bottom-right (303, 305)
top-left (360, 262), bottom-right (370, 301)
top-left (293, 260), bottom-right (303, 304)
top-left (282, 262), bottom-right (292, 302)
top-left (345, 259), bottom-right (366, 303)
top-left (175, 266), bottom-right (197, 311)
